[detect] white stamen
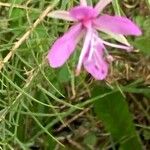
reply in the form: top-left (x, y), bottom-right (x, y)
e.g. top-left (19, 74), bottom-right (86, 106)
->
top-left (94, 35), bottom-right (132, 51)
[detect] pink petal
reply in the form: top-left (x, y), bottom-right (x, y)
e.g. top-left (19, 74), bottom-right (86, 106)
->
top-left (48, 10), bottom-right (75, 21)
top-left (95, 0), bottom-right (112, 13)
top-left (94, 15), bottom-right (142, 36)
top-left (70, 6), bottom-right (98, 21)
top-left (76, 27), bottom-right (93, 74)
top-left (47, 23), bottom-right (83, 68)
top-left (83, 45), bottom-right (108, 80)
top-left (80, 0), bottom-right (87, 6)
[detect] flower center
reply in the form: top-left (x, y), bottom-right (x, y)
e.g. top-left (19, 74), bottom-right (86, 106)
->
top-left (82, 18), bottom-right (93, 28)
top-left (70, 6), bottom-right (98, 28)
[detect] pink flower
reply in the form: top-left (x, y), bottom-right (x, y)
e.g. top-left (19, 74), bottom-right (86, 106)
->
top-left (47, 0), bottom-right (142, 80)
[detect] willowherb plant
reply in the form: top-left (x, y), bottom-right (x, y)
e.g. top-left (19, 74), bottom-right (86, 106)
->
top-left (47, 0), bottom-right (142, 80)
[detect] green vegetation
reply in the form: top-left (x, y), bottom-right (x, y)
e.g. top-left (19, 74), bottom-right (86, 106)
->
top-left (0, 0), bottom-right (149, 149)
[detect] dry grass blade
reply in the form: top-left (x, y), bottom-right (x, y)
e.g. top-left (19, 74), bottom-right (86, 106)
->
top-left (0, 2), bottom-right (38, 11)
top-left (56, 107), bottom-right (91, 132)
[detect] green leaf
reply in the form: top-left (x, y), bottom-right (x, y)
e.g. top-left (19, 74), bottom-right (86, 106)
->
top-left (143, 130), bottom-right (150, 141)
top-left (83, 132), bottom-right (97, 148)
top-left (58, 65), bottom-right (71, 83)
top-left (9, 0), bottom-right (25, 33)
top-left (134, 36), bottom-right (150, 55)
top-left (93, 88), bottom-right (143, 150)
